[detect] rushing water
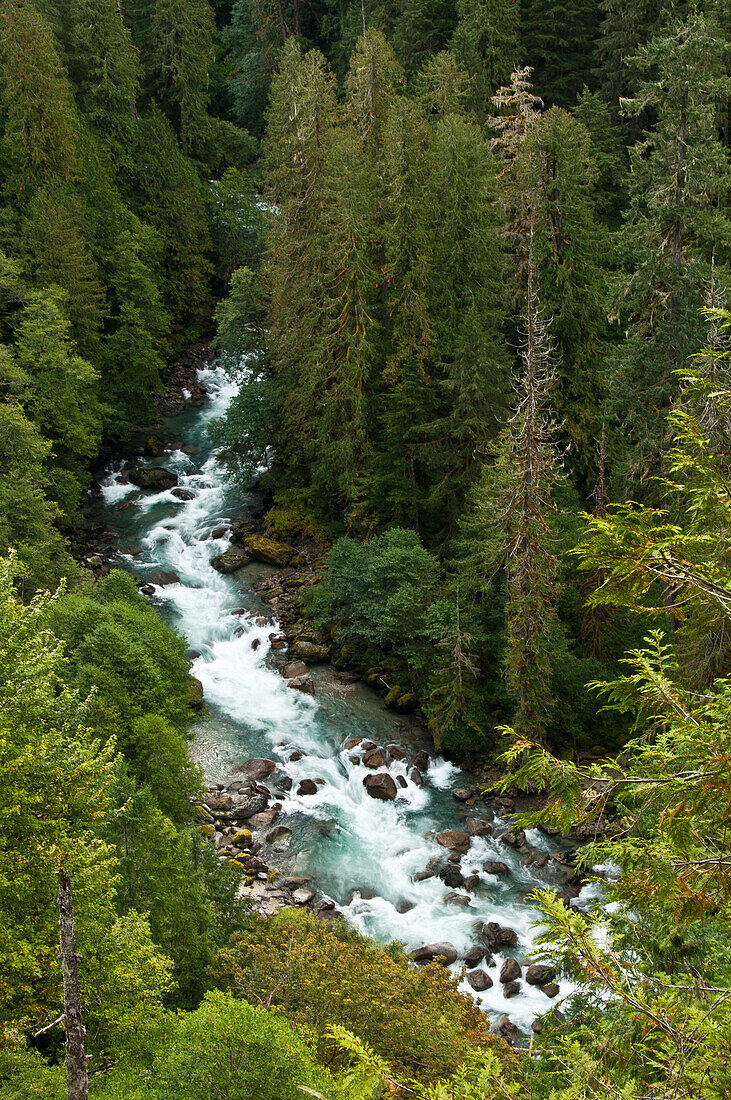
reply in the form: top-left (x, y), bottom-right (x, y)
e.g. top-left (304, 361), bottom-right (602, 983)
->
top-left (100, 365), bottom-right (572, 1033)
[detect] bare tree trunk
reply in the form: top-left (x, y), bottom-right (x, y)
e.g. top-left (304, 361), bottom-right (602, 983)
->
top-left (57, 869), bottom-right (88, 1100)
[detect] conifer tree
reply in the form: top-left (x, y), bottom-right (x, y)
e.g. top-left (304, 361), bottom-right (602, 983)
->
top-left (21, 186), bottom-right (106, 362)
top-left (0, 0), bottom-right (78, 199)
top-left (609, 9), bottom-right (731, 498)
top-left (450, 0), bottom-right (521, 120)
top-left (262, 40), bottom-right (342, 496)
top-left (520, 107), bottom-right (611, 495)
top-left (152, 0), bottom-right (216, 154)
top-left (520, 0), bottom-right (602, 107)
top-left (64, 0), bottom-right (141, 136)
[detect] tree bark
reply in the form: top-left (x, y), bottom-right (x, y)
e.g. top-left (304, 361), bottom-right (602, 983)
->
top-left (57, 868), bottom-right (88, 1100)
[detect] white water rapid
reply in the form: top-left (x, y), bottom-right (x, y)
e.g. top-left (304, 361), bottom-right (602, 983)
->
top-left (100, 364), bottom-right (574, 1034)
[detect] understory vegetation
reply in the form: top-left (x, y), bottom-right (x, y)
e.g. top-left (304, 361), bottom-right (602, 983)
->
top-left (1, 2), bottom-right (731, 1098)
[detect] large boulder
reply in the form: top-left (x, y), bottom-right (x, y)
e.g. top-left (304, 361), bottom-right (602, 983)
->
top-left (291, 640), bottom-right (330, 663)
top-left (410, 750), bottom-right (430, 772)
top-left (247, 808), bottom-right (279, 829)
top-left (363, 748), bottom-right (387, 769)
top-left (129, 467), bottom-right (178, 491)
top-left (503, 980), bottom-right (521, 998)
top-left (500, 958), bottom-right (521, 983)
top-left (244, 534), bottom-right (295, 566)
top-left (438, 864), bottom-right (464, 889)
top-left (231, 758), bottom-right (276, 780)
top-left (437, 831), bottom-right (471, 852)
top-left (482, 860), bottom-right (511, 877)
top-left (282, 661), bottom-right (308, 678)
top-left (363, 773), bottom-right (398, 801)
top-left (231, 794), bottom-right (269, 820)
top-left (467, 969), bottom-right (493, 992)
top-left (411, 942), bottom-right (458, 966)
top-left (211, 548), bottom-right (250, 574)
top-left (463, 946), bottom-right (485, 968)
top-left (288, 674), bottom-right (314, 694)
top-left (526, 964), bottom-right (556, 987)
top-left (481, 922), bottom-right (519, 950)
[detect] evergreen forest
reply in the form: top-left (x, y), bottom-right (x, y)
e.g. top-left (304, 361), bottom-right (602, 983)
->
top-left (1, 1), bottom-right (731, 1097)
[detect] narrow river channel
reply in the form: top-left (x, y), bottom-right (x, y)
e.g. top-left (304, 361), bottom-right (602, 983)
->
top-left (99, 363), bottom-right (574, 1034)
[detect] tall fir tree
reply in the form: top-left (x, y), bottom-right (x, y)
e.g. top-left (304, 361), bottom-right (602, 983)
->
top-left (450, 0), bottom-right (521, 121)
top-left (609, 9), bottom-right (731, 498)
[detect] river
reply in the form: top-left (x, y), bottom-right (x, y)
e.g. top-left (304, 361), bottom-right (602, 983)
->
top-left (99, 363), bottom-right (574, 1034)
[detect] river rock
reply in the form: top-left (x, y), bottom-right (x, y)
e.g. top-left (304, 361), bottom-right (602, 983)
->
top-left (149, 571), bottom-right (180, 586)
top-left (266, 825), bottom-right (292, 845)
top-left (282, 661), bottom-right (308, 678)
top-left (296, 779), bottom-right (319, 796)
top-left (463, 874), bottom-right (480, 891)
top-left (232, 794), bottom-right (269, 820)
top-left (411, 942), bottom-right (458, 965)
top-left (413, 870), bottom-right (434, 882)
top-left (481, 922), bottom-right (519, 950)
top-left (408, 767), bottom-right (423, 786)
top-left (363, 748), bottom-right (387, 768)
top-left (437, 831), bottom-right (470, 852)
top-left (232, 758), bottom-right (276, 780)
top-left (247, 808), bottom-right (279, 829)
top-left (503, 980), bottom-right (521, 998)
top-left (387, 744), bottom-right (406, 760)
top-left (526, 963), bottom-right (556, 987)
top-left (211, 548), bottom-right (250, 574)
top-left (363, 773), bottom-right (397, 801)
top-left (205, 792), bottom-right (233, 813)
top-left (288, 675), bottom-right (314, 693)
top-left (395, 692), bottom-right (417, 714)
top-left (453, 788), bottom-right (475, 802)
top-left (291, 640), bottom-right (330, 663)
top-left (292, 888), bottom-right (315, 906)
top-left (171, 487), bottom-right (196, 501)
top-left (467, 969), bottom-right (493, 992)
top-left (444, 892), bottom-right (471, 906)
top-left (501, 828), bottom-right (527, 848)
top-left (497, 1019), bottom-right (521, 1045)
top-left (384, 685), bottom-right (402, 708)
top-left (410, 751), bottom-right (430, 771)
top-left (397, 775), bottom-right (407, 789)
top-left (483, 860), bottom-right (511, 877)
top-left (438, 865), bottom-right (464, 888)
top-left (244, 534), bottom-right (294, 566)
top-left (129, 467), bottom-right (178, 491)
top-left (500, 958), bottom-right (521, 983)
top-left (230, 827), bottom-right (252, 846)
top-left (541, 982), bottom-right (560, 998)
top-left (344, 737), bottom-right (363, 751)
top-left (463, 946), bottom-right (485, 968)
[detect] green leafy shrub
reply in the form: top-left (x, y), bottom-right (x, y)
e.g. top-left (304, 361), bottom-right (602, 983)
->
top-left (211, 908), bottom-right (491, 1084)
top-left (306, 528), bottom-right (440, 674)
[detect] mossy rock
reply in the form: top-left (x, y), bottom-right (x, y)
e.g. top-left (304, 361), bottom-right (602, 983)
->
top-left (382, 657), bottom-right (406, 673)
top-left (244, 534), bottom-right (295, 567)
top-left (283, 575), bottom-right (309, 588)
top-left (290, 552), bottom-right (307, 568)
top-left (231, 828), bottom-right (253, 846)
top-left (385, 685), bottom-right (402, 709)
top-left (193, 804), bottom-right (214, 824)
top-left (428, 718), bottom-right (442, 751)
top-left (291, 640), bottom-right (330, 663)
top-left (198, 824), bottom-right (215, 838)
top-left (229, 858), bottom-right (246, 870)
top-left (211, 548), bottom-right (250, 574)
top-left (395, 692), bottom-right (418, 714)
top-left (186, 676), bottom-right (204, 707)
